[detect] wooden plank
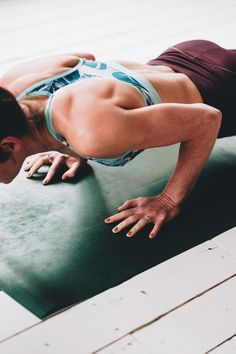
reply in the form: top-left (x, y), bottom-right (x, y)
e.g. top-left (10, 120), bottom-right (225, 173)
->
top-left (0, 240), bottom-right (236, 353)
top-left (211, 227), bottom-right (236, 260)
top-left (94, 241), bottom-right (236, 338)
top-left (133, 276), bottom-right (236, 354)
top-left (97, 336), bottom-right (149, 354)
top-left (0, 292), bottom-right (40, 343)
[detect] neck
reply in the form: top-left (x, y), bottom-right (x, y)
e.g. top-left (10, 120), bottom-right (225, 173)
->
top-left (19, 96), bottom-right (65, 156)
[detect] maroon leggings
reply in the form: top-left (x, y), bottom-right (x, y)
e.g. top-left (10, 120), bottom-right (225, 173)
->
top-left (147, 40), bottom-right (236, 138)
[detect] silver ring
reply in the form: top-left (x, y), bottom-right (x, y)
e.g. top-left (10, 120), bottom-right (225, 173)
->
top-left (144, 215), bottom-right (152, 224)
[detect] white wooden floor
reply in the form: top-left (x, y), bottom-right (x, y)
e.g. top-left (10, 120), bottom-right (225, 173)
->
top-left (0, 0), bottom-right (236, 353)
top-left (1, 229), bottom-right (236, 353)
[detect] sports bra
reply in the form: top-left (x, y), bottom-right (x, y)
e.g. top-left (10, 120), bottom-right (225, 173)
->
top-left (17, 58), bottom-right (162, 167)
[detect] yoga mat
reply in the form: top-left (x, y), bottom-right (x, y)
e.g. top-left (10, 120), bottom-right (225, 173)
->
top-left (1, 138), bottom-right (236, 318)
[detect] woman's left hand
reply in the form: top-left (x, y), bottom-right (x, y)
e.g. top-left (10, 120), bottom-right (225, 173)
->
top-left (24, 151), bottom-right (87, 184)
top-left (104, 193), bottom-right (180, 239)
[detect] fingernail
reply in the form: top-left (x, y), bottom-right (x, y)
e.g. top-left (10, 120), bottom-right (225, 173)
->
top-left (27, 173), bottom-right (31, 178)
top-left (43, 179), bottom-right (48, 185)
top-left (127, 231), bottom-right (132, 237)
top-left (105, 218), bottom-right (110, 223)
top-left (113, 227), bottom-right (118, 233)
top-left (149, 233), bottom-right (154, 239)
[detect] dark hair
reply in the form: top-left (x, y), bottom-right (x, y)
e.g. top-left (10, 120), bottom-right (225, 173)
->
top-left (0, 87), bottom-right (29, 162)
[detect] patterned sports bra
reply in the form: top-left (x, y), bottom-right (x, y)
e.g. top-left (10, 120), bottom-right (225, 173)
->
top-left (17, 58), bottom-right (162, 166)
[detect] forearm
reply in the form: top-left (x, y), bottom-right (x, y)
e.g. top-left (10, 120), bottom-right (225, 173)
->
top-left (105, 103), bottom-right (222, 239)
top-left (162, 113), bottom-right (222, 206)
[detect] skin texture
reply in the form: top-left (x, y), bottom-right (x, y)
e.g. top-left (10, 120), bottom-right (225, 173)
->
top-left (0, 51), bottom-right (222, 238)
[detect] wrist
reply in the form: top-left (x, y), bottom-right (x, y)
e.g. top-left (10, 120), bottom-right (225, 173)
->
top-left (161, 183), bottom-right (193, 207)
top-left (158, 191), bottom-right (181, 212)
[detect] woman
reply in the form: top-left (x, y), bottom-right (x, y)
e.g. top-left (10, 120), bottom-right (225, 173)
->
top-left (0, 39), bottom-right (235, 239)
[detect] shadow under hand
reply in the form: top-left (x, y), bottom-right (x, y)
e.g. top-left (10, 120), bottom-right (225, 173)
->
top-left (29, 163), bottom-right (93, 184)
top-left (150, 146), bottom-right (236, 262)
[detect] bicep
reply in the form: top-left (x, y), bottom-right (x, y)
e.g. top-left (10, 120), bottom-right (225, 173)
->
top-left (119, 103), bottom-right (221, 151)
top-left (68, 101), bottom-right (218, 157)
top-left (56, 85), bottom-right (220, 158)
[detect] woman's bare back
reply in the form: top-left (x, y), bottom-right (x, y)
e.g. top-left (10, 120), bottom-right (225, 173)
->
top-left (0, 53), bottom-right (203, 105)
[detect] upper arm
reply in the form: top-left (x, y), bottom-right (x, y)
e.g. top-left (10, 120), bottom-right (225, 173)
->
top-left (80, 102), bottom-right (220, 158)
top-left (53, 82), bottom-right (221, 158)
top-left (115, 103), bottom-right (222, 151)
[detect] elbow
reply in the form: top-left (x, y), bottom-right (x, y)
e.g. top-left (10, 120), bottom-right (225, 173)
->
top-left (204, 107), bottom-right (222, 136)
top-left (85, 53), bottom-right (95, 61)
top-left (212, 107), bottom-right (222, 125)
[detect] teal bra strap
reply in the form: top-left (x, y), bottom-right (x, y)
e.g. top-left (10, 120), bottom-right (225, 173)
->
top-left (16, 59), bottom-right (84, 101)
top-left (44, 94), bottom-right (65, 143)
top-left (26, 90), bottom-right (65, 143)
top-left (27, 90), bottom-right (51, 98)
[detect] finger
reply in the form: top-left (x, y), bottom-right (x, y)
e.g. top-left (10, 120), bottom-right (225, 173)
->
top-left (24, 157), bottom-right (43, 171)
top-left (104, 210), bottom-right (132, 224)
top-left (126, 217), bottom-right (150, 238)
top-left (42, 156), bottom-right (65, 184)
top-left (117, 199), bottom-right (137, 211)
top-left (149, 213), bottom-right (167, 239)
top-left (24, 153), bottom-right (50, 170)
top-left (149, 223), bottom-right (162, 239)
top-left (24, 159), bottom-right (31, 171)
top-left (27, 156), bottom-right (50, 177)
top-left (111, 215), bottom-right (138, 234)
top-left (62, 162), bottom-right (80, 180)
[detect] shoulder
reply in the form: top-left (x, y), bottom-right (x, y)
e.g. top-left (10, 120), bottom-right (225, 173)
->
top-left (0, 55), bottom-right (81, 94)
top-left (1, 53), bottom-right (96, 89)
top-left (52, 80), bottom-right (132, 158)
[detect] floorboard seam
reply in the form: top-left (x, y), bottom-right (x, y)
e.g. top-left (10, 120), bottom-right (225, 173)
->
top-left (92, 273), bottom-right (236, 353)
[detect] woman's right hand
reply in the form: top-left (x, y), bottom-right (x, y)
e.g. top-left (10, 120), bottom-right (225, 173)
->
top-left (24, 151), bottom-right (87, 184)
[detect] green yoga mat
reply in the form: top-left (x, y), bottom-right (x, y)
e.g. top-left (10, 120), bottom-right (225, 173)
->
top-left (1, 138), bottom-right (236, 319)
